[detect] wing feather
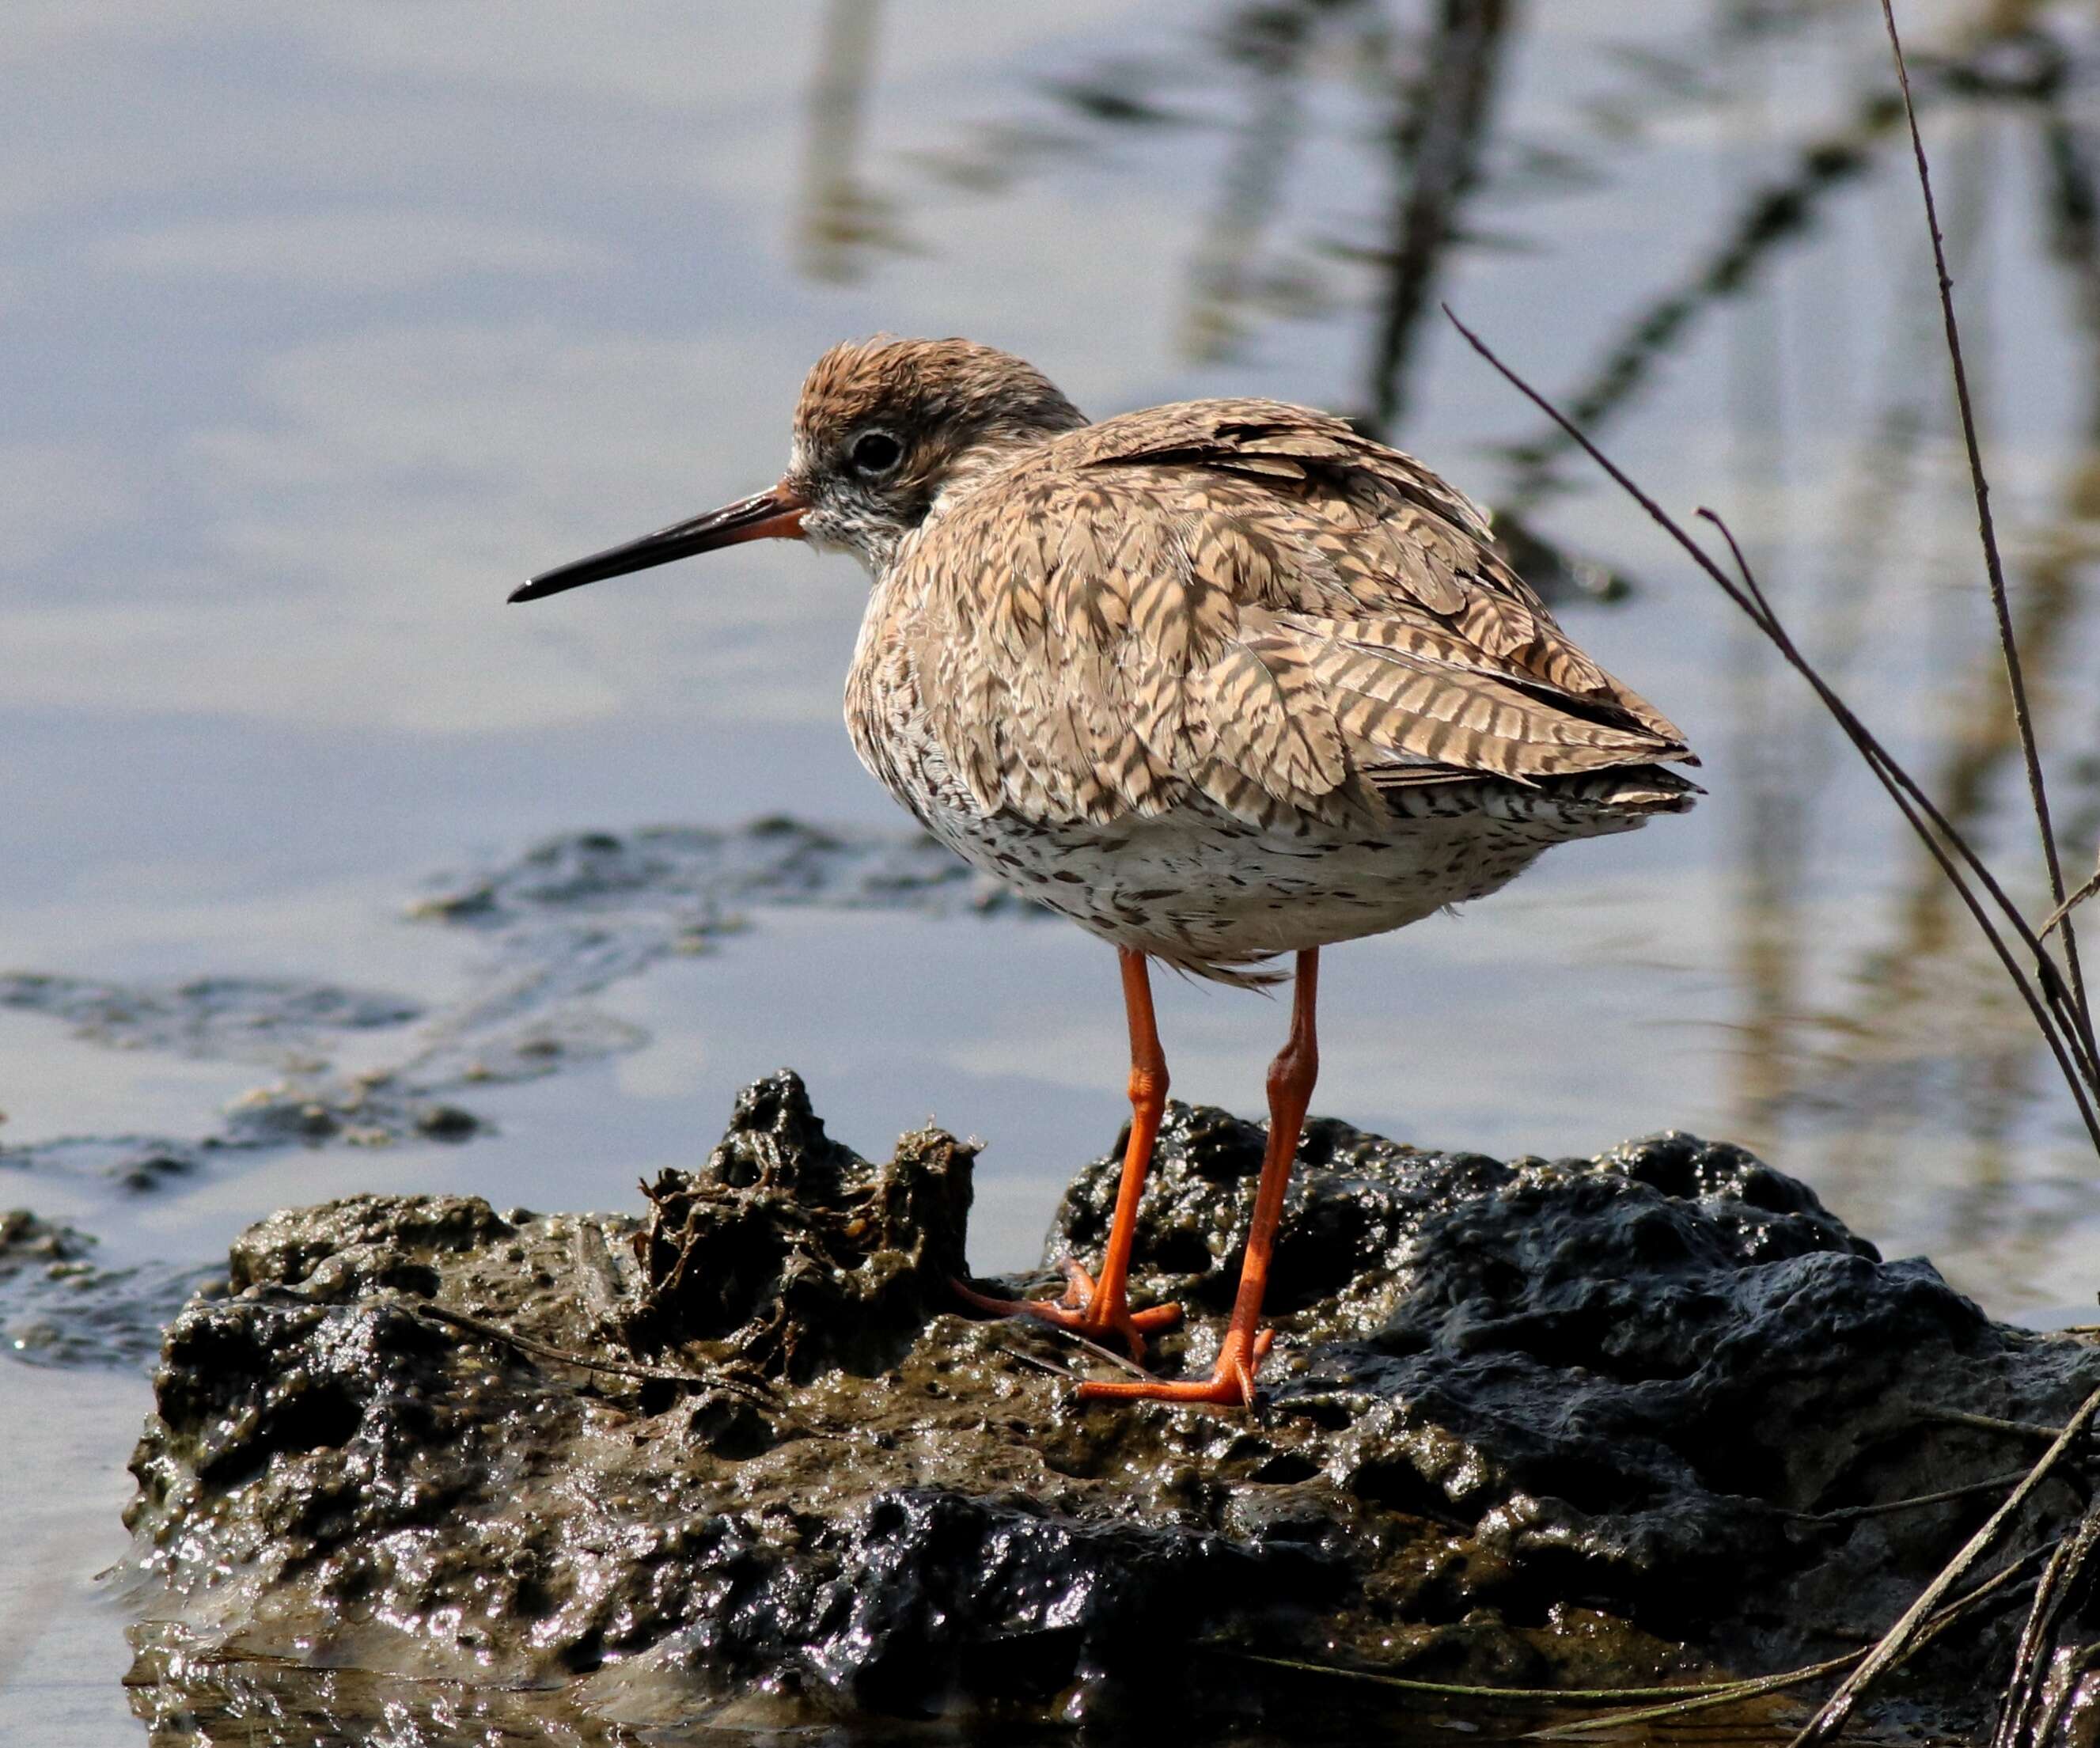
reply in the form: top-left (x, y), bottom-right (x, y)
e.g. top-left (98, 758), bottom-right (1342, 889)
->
top-left (877, 396), bottom-right (1693, 828)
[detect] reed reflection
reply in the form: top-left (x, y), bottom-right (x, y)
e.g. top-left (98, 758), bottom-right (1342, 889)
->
top-left (789, 0), bottom-right (2100, 1299)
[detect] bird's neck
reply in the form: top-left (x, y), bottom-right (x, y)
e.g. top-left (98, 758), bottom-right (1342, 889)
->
top-left (927, 419), bottom-right (1084, 524)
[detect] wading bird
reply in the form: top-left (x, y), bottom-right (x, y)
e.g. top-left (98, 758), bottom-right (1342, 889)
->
top-left (513, 336), bottom-right (1696, 1408)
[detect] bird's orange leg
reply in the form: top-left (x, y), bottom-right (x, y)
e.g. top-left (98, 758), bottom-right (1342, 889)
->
top-left (1078, 948), bottom-right (1319, 1408)
top-left (953, 948), bottom-right (1183, 1361)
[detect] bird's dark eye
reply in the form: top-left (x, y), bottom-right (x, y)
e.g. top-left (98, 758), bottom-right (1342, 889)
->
top-left (848, 430), bottom-right (903, 476)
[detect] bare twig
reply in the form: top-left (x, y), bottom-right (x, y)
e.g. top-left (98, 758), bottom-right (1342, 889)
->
top-left (1442, 305), bottom-right (2100, 1151)
top-left (998, 1344), bottom-right (1079, 1380)
top-left (1234, 1541), bottom-right (2052, 1731)
top-left (1878, 0), bottom-right (2092, 1057)
top-left (1240, 1651), bottom-right (1797, 1704)
top-left (1918, 1409), bottom-right (2076, 1442)
top-left (1048, 1322), bottom-right (1155, 1380)
top-left (959, 1279), bottom-right (1154, 1378)
top-left (1783, 1468), bottom-right (2037, 1526)
top-left (1785, 1382), bottom-right (2100, 1746)
top-left (1700, 504), bottom-right (2099, 1095)
top-left (408, 1301), bottom-right (851, 1441)
top-left (2042, 861), bottom-right (2100, 942)
top-left (2027, 1640), bottom-right (2100, 1748)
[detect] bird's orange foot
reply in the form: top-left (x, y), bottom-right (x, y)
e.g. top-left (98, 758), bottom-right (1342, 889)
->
top-left (1075, 1328), bottom-right (1276, 1409)
top-left (953, 1258), bottom-right (1181, 1362)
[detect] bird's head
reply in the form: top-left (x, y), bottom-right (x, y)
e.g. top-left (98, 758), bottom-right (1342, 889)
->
top-left (511, 336), bottom-right (1085, 603)
top-left (787, 336), bottom-right (1086, 571)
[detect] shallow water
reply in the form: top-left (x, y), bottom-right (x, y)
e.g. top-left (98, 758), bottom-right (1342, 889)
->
top-left (2, 2), bottom-right (2097, 1740)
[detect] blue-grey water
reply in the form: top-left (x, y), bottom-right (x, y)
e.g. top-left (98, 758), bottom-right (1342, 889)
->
top-left (4, 2), bottom-right (2098, 1739)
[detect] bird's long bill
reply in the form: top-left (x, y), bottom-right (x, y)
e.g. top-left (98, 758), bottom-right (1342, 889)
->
top-left (509, 483), bottom-right (808, 604)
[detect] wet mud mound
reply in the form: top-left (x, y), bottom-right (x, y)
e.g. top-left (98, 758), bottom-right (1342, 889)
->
top-left (123, 1074), bottom-right (2100, 1742)
top-left (623, 1074), bottom-right (974, 1379)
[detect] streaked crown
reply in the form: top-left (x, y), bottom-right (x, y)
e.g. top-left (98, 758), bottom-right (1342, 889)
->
top-left (787, 336), bottom-right (1088, 574)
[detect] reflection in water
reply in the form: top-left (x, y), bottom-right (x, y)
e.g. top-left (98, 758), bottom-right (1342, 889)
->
top-left (795, 0), bottom-right (894, 282)
top-left (1727, 19), bottom-right (2100, 1259)
top-left (1177, 5), bottom-right (1330, 367)
top-left (789, 0), bottom-right (2100, 1299)
top-left (1363, 0), bottom-right (1516, 437)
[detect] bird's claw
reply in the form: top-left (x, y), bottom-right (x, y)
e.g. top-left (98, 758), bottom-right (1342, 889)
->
top-left (1074, 1328), bottom-right (1276, 1408)
top-left (953, 1260), bottom-right (1181, 1363)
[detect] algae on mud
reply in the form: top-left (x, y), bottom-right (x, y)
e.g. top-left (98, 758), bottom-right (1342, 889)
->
top-left (120, 1072), bottom-right (2100, 1740)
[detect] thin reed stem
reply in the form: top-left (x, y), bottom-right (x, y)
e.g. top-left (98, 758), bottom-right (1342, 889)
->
top-left (1530, 1545), bottom-right (2047, 1739)
top-left (1878, 0), bottom-right (2093, 1060)
top-left (1442, 307), bottom-right (2100, 1156)
top-left (1700, 510), bottom-right (2100, 1096)
top-left (1992, 1492), bottom-right (2100, 1748)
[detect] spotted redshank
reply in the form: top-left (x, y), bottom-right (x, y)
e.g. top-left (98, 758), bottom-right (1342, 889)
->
top-left (512, 336), bottom-right (1697, 1408)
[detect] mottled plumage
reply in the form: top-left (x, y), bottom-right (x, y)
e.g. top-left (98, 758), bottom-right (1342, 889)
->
top-left (801, 339), bottom-right (1696, 984)
top-left (515, 335), bottom-right (1698, 1407)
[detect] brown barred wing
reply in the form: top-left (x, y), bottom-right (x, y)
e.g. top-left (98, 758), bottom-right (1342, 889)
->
top-left (896, 400), bottom-right (1693, 830)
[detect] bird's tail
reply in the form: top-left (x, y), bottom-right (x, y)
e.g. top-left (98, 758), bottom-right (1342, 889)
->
top-left (1545, 764), bottom-right (1704, 816)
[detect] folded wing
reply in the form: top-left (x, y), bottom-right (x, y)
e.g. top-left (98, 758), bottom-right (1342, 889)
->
top-left (904, 398), bottom-right (1694, 829)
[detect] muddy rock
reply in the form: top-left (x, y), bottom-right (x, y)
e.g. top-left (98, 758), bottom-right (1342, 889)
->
top-left (624, 1071), bottom-right (974, 1378)
top-left (123, 1075), bottom-right (2100, 1741)
top-left (1052, 1111), bottom-right (2100, 1687)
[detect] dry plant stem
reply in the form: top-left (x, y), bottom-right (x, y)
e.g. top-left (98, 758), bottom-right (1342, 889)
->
top-left (1920, 1409), bottom-right (2075, 1442)
top-left (2042, 863), bottom-right (2100, 941)
top-left (1992, 1492), bottom-right (2100, 1748)
top-left (1441, 305), bottom-right (2100, 1153)
top-left (1700, 510), bottom-right (2100, 1098)
top-left (1783, 1381), bottom-right (2100, 1748)
top-left (1786, 1468), bottom-right (2037, 1526)
top-left (1240, 1651), bottom-right (1811, 1704)
top-left (1037, 1318), bottom-right (1154, 1379)
top-left (1241, 1545), bottom-right (2051, 1728)
top-left (2030, 1641), bottom-right (2100, 1748)
top-left (998, 1345), bottom-right (1078, 1381)
top-left (1531, 1546), bottom-right (2048, 1739)
top-left (1878, 0), bottom-right (2092, 1055)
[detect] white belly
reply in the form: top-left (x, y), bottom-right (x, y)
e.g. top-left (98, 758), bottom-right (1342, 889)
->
top-left (919, 792), bottom-right (1605, 984)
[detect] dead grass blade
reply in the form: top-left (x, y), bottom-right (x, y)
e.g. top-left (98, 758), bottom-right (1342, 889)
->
top-left (1531, 1544), bottom-right (2049, 1739)
top-left (1783, 1382), bottom-right (2100, 1746)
